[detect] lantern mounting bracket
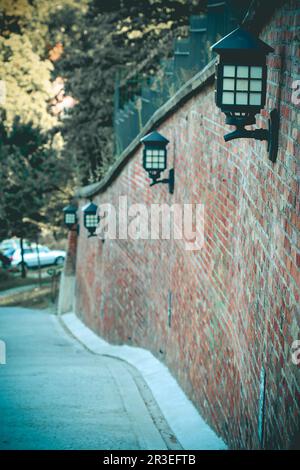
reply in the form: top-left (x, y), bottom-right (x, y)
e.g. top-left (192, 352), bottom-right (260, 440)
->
top-left (224, 109), bottom-right (279, 163)
top-left (149, 169), bottom-right (175, 194)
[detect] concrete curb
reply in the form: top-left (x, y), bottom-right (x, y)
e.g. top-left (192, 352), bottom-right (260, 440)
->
top-left (60, 312), bottom-right (227, 451)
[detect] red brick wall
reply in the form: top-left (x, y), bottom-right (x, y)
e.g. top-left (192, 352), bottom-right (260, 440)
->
top-left (73, 1), bottom-right (300, 449)
top-left (65, 228), bottom-right (77, 276)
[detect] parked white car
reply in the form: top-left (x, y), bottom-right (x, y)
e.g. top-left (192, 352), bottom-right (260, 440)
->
top-left (10, 246), bottom-right (66, 270)
top-left (0, 238), bottom-right (29, 253)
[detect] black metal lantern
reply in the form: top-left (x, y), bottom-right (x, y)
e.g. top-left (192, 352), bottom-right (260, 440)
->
top-left (82, 202), bottom-right (99, 238)
top-left (140, 131), bottom-right (174, 194)
top-left (63, 204), bottom-right (78, 230)
top-left (211, 27), bottom-right (279, 162)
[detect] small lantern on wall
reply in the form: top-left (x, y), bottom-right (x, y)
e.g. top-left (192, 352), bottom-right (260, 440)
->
top-left (140, 131), bottom-right (174, 194)
top-left (82, 201), bottom-right (99, 238)
top-left (211, 27), bottom-right (279, 162)
top-left (63, 204), bottom-right (78, 231)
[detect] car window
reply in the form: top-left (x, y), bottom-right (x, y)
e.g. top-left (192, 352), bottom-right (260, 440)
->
top-left (23, 249), bottom-right (33, 254)
top-left (5, 248), bottom-right (15, 256)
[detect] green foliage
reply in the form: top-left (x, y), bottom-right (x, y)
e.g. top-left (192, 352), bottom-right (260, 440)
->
top-left (56, 0), bottom-right (205, 184)
top-left (0, 33), bottom-right (56, 131)
top-left (0, 0), bottom-right (205, 240)
top-left (0, 0), bottom-right (82, 240)
top-left (0, 0), bottom-right (88, 55)
top-left (0, 119), bottom-right (72, 240)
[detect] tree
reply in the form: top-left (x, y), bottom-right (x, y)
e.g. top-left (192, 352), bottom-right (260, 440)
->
top-left (0, 0), bottom-right (205, 243)
top-left (0, 119), bottom-right (71, 237)
top-left (55, 0), bottom-right (205, 185)
top-left (0, 0), bottom-right (84, 244)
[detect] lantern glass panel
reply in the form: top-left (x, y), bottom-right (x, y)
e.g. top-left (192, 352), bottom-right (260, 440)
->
top-left (236, 92), bottom-right (248, 105)
top-left (236, 79), bottom-right (248, 91)
top-left (249, 93), bottom-right (261, 105)
top-left (65, 213), bottom-right (76, 224)
top-left (85, 214), bottom-right (98, 228)
top-left (223, 65), bottom-right (235, 77)
top-left (250, 66), bottom-right (263, 78)
top-left (220, 63), bottom-right (265, 108)
top-left (250, 80), bottom-right (262, 91)
top-left (144, 148), bottom-right (166, 171)
top-left (223, 78), bottom-right (235, 90)
top-left (237, 66), bottom-right (249, 78)
top-left (222, 92), bottom-right (235, 104)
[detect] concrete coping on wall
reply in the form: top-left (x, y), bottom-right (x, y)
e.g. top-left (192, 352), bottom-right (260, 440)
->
top-left (75, 58), bottom-right (217, 200)
top-left (61, 312), bottom-right (228, 450)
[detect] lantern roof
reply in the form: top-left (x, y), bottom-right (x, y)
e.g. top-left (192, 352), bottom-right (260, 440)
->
top-left (63, 204), bottom-right (77, 213)
top-left (211, 27), bottom-right (274, 54)
top-left (140, 131), bottom-right (169, 145)
top-left (82, 202), bottom-right (98, 214)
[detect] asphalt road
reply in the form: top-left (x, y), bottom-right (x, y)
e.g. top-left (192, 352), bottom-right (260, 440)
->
top-left (0, 307), bottom-right (177, 450)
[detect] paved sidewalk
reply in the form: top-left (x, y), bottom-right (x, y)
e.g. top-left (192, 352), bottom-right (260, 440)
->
top-left (0, 307), bottom-right (182, 450)
top-left (61, 312), bottom-right (227, 450)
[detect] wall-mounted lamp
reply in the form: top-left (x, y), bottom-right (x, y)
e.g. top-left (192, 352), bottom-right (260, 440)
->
top-left (140, 131), bottom-right (174, 194)
top-left (82, 201), bottom-right (99, 238)
top-left (211, 27), bottom-right (279, 162)
top-left (63, 204), bottom-right (78, 232)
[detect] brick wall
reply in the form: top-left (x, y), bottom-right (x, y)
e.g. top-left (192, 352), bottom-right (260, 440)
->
top-left (65, 228), bottom-right (77, 276)
top-left (72, 0), bottom-right (299, 449)
top-left (58, 227), bottom-right (78, 315)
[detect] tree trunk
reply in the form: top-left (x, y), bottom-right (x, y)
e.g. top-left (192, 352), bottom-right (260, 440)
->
top-left (20, 237), bottom-right (26, 279)
top-left (35, 238), bottom-right (42, 287)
